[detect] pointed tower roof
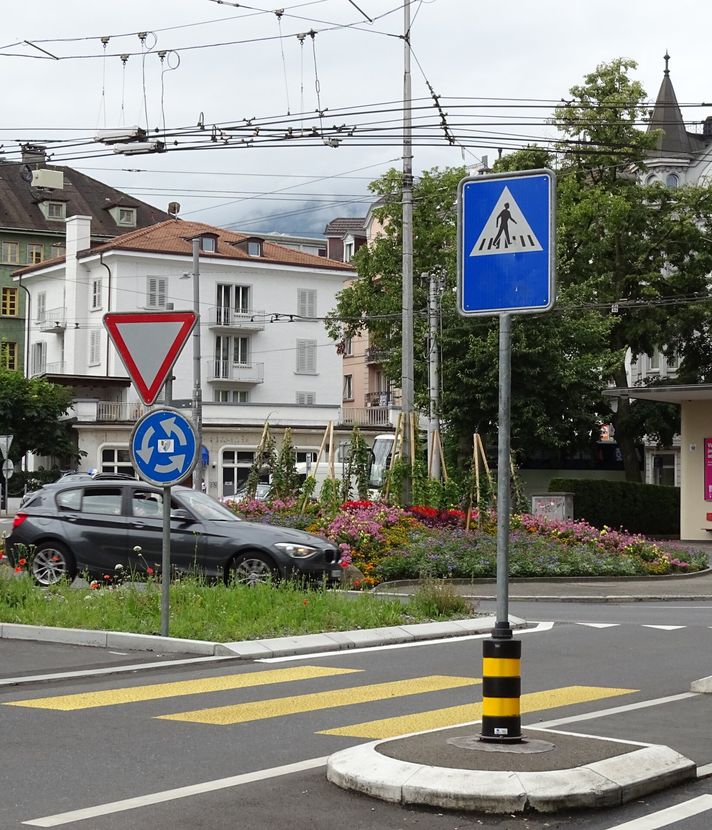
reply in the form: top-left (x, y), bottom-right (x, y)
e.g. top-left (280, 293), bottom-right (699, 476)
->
top-left (647, 52), bottom-right (691, 158)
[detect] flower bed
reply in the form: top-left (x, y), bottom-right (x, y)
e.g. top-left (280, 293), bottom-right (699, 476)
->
top-left (225, 500), bottom-right (709, 586)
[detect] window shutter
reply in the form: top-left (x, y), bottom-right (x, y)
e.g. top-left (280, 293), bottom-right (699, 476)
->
top-left (297, 288), bottom-right (316, 319)
top-left (89, 330), bottom-right (100, 365)
top-left (296, 339), bottom-right (317, 373)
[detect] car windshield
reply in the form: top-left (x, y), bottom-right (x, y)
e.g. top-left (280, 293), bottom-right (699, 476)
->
top-left (175, 490), bottom-right (241, 522)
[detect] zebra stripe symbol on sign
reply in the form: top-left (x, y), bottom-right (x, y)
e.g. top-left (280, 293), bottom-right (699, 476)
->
top-left (470, 186), bottom-right (543, 256)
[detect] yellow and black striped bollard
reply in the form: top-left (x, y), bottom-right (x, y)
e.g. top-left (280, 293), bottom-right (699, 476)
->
top-left (480, 637), bottom-right (522, 743)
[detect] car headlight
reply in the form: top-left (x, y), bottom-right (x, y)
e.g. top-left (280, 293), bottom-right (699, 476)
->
top-left (274, 542), bottom-right (318, 558)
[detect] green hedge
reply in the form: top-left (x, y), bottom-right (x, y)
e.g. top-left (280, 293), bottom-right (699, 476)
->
top-left (548, 478), bottom-right (680, 536)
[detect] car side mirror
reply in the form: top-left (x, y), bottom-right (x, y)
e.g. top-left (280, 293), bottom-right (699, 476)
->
top-left (170, 508), bottom-right (194, 523)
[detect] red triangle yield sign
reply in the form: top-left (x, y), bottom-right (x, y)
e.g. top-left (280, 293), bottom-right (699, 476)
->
top-left (103, 311), bottom-right (198, 405)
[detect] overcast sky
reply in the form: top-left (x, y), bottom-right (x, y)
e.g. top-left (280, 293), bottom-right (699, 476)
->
top-left (2, 0), bottom-right (710, 235)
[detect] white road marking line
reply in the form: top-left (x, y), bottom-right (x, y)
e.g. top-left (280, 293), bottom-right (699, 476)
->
top-left (641, 625), bottom-right (686, 631)
top-left (697, 762), bottom-right (712, 777)
top-left (23, 756), bottom-right (329, 827)
top-left (0, 655), bottom-right (239, 688)
top-left (534, 692), bottom-right (698, 729)
top-left (602, 794), bottom-right (712, 829)
top-left (575, 623), bottom-right (621, 628)
top-left (259, 621), bottom-right (556, 663)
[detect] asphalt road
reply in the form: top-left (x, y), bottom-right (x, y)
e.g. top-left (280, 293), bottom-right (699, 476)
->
top-left (1, 601), bottom-right (711, 830)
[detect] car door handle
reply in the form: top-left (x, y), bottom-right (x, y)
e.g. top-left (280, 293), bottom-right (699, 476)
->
top-left (132, 522), bottom-right (147, 528)
top-left (64, 515), bottom-right (78, 522)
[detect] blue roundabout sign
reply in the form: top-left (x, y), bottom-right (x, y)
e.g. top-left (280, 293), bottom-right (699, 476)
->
top-left (130, 408), bottom-right (198, 487)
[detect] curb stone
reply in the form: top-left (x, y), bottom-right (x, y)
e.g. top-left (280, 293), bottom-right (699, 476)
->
top-left (326, 739), bottom-right (696, 814)
top-left (0, 614), bottom-right (529, 659)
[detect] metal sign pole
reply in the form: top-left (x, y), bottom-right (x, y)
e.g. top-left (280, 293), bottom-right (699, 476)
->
top-left (161, 485), bottom-right (171, 637)
top-left (494, 313), bottom-right (512, 639)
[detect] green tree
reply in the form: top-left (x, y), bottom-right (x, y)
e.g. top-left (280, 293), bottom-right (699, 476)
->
top-left (552, 58), bottom-right (712, 480)
top-left (0, 367), bottom-right (77, 462)
top-left (271, 428), bottom-right (300, 500)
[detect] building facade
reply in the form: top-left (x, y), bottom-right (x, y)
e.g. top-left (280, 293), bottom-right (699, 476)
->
top-left (16, 216), bottom-right (359, 498)
top-left (0, 145), bottom-right (170, 372)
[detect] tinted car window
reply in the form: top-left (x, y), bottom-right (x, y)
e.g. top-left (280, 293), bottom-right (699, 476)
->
top-left (175, 490), bottom-right (241, 522)
top-left (56, 488), bottom-right (82, 511)
top-left (81, 488), bottom-right (123, 516)
top-left (132, 491), bottom-right (162, 517)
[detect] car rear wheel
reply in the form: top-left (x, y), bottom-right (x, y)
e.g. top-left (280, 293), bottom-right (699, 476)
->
top-left (31, 542), bottom-right (77, 586)
top-left (229, 552), bottom-right (279, 586)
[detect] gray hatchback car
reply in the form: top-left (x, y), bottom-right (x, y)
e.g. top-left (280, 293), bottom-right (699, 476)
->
top-left (7, 480), bottom-right (342, 587)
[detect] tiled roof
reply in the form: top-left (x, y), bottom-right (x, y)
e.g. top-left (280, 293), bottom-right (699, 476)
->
top-left (0, 163), bottom-right (170, 236)
top-left (16, 219), bottom-right (356, 275)
top-left (324, 217), bottom-right (366, 237)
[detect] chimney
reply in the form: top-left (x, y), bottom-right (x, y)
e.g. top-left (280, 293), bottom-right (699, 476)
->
top-left (65, 215), bottom-right (92, 261)
top-left (20, 143), bottom-right (47, 164)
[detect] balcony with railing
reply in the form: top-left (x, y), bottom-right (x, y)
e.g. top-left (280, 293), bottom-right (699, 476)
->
top-left (206, 358), bottom-right (265, 384)
top-left (364, 390), bottom-right (399, 407)
top-left (365, 346), bottom-right (388, 364)
top-left (38, 308), bottom-right (67, 332)
top-left (207, 307), bottom-right (266, 331)
top-left (96, 401), bottom-right (147, 421)
top-left (339, 406), bottom-right (391, 428)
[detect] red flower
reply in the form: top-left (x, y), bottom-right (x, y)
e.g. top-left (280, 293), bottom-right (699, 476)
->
top-left (103, 574), bottom-right (111, 580)
top-left (146, 567), bottom-right (154, 575)
top-left (18, 558), bottom-right (26, 566)
top-left (15, 566), bottom-right (22, 573)
top-left (303, 599), bottom-right (309, 606)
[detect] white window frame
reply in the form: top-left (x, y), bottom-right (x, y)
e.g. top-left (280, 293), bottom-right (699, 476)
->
top-left (47, 201), bottom-right (66, 220)
top-left (89, 329), bottom-right (101, 366)
top-left (100, 446), bottom-right (135, 476)
top-left (247, 240), bottom-right (261, 257)
top-left (1, 241), bottom-right (19, 264)
top-left (235, 284), bottom-right (250, 314)
top-left (31, 341), bottom-right (47, 375)
top-left (36, 291), bottom-right (47, 323)
top-left (146, 277), bottom-right (167, 309)
top-left (297, 288), bottom-right (317, 320)
top-left (296, 339), bottom-right (317, 374)
top-left (118, 207), bottom-right (137, 226)
top-left (343, 374), bottom-right (353, 401)
top-left (233, 336), bottom-right (250, 366)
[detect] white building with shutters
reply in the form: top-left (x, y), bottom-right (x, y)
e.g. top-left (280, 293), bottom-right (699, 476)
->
top-left (15, 216), bottom-right (358, 497)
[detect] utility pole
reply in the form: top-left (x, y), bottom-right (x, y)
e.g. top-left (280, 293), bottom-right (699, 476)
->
top-left (191, 238), bottom-right (204, 493)
top-left (401, 0), bottom-right (414, 503)
top-left (427, 272), bottom-right (440, 481)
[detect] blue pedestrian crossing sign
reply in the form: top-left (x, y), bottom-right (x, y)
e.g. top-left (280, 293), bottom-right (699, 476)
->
top-left (130, 408), bottom-right (198, 487)
top-left (457, 169), bottom-right (555, 316)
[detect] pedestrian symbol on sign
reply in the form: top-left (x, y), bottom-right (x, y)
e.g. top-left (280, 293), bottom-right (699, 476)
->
top-left (470, 186), bottom-right (543, 256)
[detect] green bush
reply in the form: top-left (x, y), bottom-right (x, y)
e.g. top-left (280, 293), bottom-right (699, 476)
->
top-left (548, 478), bottom-right (680, 536)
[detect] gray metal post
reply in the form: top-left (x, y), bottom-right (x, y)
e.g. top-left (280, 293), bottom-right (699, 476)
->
top-left (400, 0), bottom-right (414, 503)
top-left (191, 239), bottom-right (204, 493)
top-left (160, 485), bottom-right (171, 636)
top-left (494, 313), bottom-right (512, 639)
top-left (428, 272), bottom-right (440, 481)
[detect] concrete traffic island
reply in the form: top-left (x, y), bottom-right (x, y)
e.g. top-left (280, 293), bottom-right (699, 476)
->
top-left (326, 725), bottom-right (696, 814)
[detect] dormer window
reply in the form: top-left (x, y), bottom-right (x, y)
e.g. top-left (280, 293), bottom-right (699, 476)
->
top-left (200, 234), bottom-right (217, 253)
top-left (118, 207), bottom-right (137, 226)
top-left (46, 201), bottom-right (66, 221)
top-left (247, 240), bottom-right (262, 257)
top-left (107, 205), bottom-right (138, 227)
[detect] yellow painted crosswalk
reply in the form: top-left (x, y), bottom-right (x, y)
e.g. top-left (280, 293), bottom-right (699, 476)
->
top-left (3, 664), bottom-right (637, 743)
top-left (3, 666), bottom-right (361, 711)
top-left (318, 685), bottom-right (636, 739)
top-left (157, 675), bottom-right (482, 726)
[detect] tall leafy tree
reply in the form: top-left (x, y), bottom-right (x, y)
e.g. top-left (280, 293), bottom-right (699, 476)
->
top-left (552, 58), bottom-right (712, 479)
top-left (0, 368), bottom-right (76, 462)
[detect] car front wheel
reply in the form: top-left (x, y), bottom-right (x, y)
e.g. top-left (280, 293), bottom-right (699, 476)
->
top-left (229, 552), bottom-right (279, 586)
top-left (31, 542), bottom-right (77, 586)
